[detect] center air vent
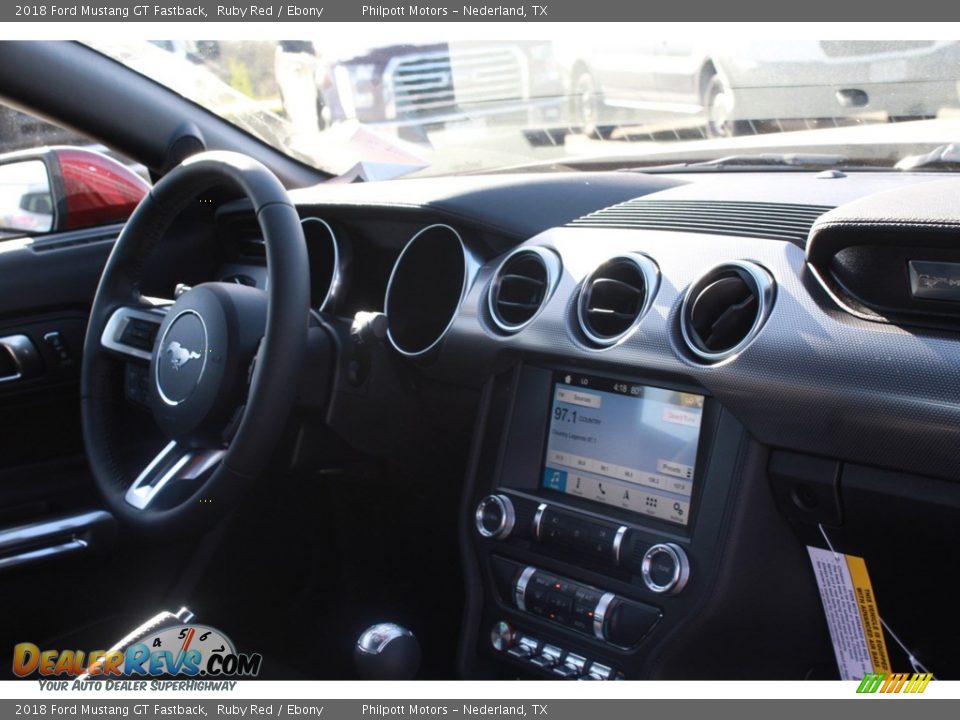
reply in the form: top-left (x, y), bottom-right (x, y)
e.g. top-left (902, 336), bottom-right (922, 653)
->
top-left (488, 247), bottom-right (561, 333)
top-left (680, 261), bottom-right (775, 362)
top-left (577, 254), bottom-right (660, 346)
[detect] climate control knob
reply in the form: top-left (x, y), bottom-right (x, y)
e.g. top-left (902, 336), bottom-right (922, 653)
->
top-left (475, 494), bottom-right (515, 539)
top-left (641, 543), bottom-right (690, 594)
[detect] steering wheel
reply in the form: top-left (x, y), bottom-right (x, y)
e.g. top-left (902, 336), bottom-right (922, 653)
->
top-left (81, 151), bottom-right (310, 533)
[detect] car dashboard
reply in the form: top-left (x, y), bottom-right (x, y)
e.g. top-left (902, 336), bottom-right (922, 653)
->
top-left (209, 168), bottom-right (960, 680)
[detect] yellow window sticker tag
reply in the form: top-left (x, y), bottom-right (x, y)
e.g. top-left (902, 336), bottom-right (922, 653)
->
top-left (807, 547), bottom-right (892, 680)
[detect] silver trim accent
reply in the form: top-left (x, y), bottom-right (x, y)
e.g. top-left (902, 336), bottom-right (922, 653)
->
top-left (125, 442), bottom-right (225, 510)
top-left (474, 494), bottom-right (515, 540)
top-left (487, 246), bottom-right (562, 334)
top-left (593, 592), bottom-right (616, 641)
top-left (384, 223), bottom-right (479, 358)
top-left (537, 644), bottom-right (564, 667)
top-left (100, 306), bottom-right (167, 362)
top-left (586, 662), bottom-right (615, 680)
top-left (0, 334), bottom-right (38, 383)
top-left (533, 503), bottom-right (547, 539)
top-left (514, 565), bottom-right (537, 612)
top-left (0, 539), bottom-right (88, 572)
top-left (509, 635), bottom-right (539, 660)
top-left (563, 653), bottom-right (588, 675)
top-left (155, 309), bottom-right (208, 407)
top-left (0, 510), bottom-right (110, 553)
top-left (680, 260), bottom-right (776, 363)
top-left (612, 526), bottom-right (628, 566)
top-left (641, 542), bottom-right (690, 595)
top-left (0, 510), bottom-right (111, 572)
top-left (356, 623), bottom-right (415, 655)
top-left (576, 253), bottom-right (660, 348)
top-left (489, 621), bottom-right (516, 652)
top-left (301, 217), bottom-right (343, 313)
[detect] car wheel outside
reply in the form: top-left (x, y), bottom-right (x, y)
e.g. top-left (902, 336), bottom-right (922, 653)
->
top-left (573, 70), bottom-right (605, 138)
top-left (704, 74), bottom-right (749, 138)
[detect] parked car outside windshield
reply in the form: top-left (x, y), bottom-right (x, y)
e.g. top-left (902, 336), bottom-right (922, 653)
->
top-left (87, 39), bottom-right (960, 178)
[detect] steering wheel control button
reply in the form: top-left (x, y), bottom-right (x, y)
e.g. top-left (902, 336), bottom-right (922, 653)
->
top-left (117, 317), bottom-right (159, 353)
top-left (155, 309), bottom-right (208, 406)
top-left (475, 494), bottom-right (516, 539)
top-left (641, 543), bottom-right (690, 594)
top-left (124, 363), bottom-right (151, 407)
top-left (490, 621), bottom-right (516, 652)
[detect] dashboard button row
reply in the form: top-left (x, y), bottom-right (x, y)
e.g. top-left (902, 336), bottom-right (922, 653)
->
top-left (491, 622), bottom-right (622, 680)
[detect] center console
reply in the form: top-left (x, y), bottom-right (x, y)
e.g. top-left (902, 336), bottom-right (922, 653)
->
top-left (459, 363), bottom-right (749, 680)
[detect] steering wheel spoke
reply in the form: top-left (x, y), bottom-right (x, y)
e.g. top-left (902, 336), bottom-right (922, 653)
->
top-left (101, 305), bottom-right (168, 362)
top-left (125, 441), bottom-right (225, 510)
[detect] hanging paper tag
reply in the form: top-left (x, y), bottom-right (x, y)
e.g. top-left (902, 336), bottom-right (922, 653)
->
top-left (807, 546), bottom-right (892, 680)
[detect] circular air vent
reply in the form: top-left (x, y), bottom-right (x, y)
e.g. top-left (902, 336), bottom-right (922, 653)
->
top-left (385, 224), bottom-right (475, 358)
top-left (680, 261), bottom-right (775, 362)
top-left (488, 247), bottom-right (561, 333)
top-left (577, 254), bottom-right (660, 346)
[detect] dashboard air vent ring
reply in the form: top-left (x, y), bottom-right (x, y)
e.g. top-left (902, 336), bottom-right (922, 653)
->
top-left (385, 224), bottom-right (477, 359)
top-left (576, 253), bottom-right (660, 347)
top-left (488, 246), bottom-right (561, 333)
top-left (680, 260), bottom-right (775, 362)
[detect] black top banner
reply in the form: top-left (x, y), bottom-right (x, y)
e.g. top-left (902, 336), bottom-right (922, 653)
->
top-left (3, 0), bottom-right (955, 21)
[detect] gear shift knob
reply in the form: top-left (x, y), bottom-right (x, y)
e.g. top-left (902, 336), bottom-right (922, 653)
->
top-left (354, 623), bottom-right (421, 680)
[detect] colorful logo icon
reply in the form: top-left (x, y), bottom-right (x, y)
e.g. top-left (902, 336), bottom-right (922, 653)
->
top-left (12, 624), bottom-right (261, 678)
top-left (856, 673), bottom-right (933, 694)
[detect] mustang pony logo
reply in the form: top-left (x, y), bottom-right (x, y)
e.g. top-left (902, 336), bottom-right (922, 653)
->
top-left (165, 341), bottom-right (201, 370)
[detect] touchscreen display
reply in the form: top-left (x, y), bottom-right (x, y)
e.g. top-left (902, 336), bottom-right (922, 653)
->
top-left (541, 372), bottom-right (705, 526)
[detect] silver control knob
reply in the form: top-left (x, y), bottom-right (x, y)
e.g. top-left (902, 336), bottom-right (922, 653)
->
top-left (490, 620), bottom-right (516, 652)
top-left (354, 623), bottom-right (421, 680)
top-left (640, 543), bottom-right (690, 594)
top-left (475, 494), bottom-right (516, 539)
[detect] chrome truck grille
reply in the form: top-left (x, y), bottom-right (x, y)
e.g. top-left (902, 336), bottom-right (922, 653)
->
top-left (386, 46), bottom-right (527, 118)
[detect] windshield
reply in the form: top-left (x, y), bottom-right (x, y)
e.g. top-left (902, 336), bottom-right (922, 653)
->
top-left (86, 39), bottom-right (960, 178)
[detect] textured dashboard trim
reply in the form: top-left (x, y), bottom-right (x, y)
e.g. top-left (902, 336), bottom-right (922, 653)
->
top-left (436, 225), bottom-right (960, 483)
top-left (570, 199), bottom-right (832, 246)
